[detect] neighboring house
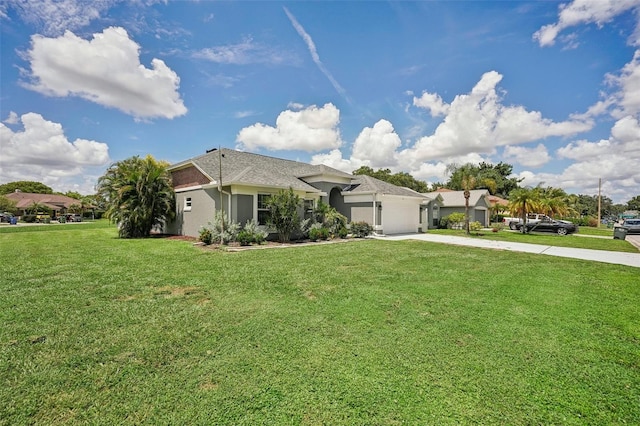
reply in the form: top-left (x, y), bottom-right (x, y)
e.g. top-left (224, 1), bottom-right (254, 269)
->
top-left (166, 148), bottom-right (434, 237)
top-left (488, 194), bottom-right (509, 216)
top-left (423, 189), bottom-right (492, 227)
top-left (4, 191), bottom-right (83, 218)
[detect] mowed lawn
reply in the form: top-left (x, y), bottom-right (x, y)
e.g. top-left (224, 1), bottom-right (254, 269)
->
top-left (1, 224), bottom-right (639, 424)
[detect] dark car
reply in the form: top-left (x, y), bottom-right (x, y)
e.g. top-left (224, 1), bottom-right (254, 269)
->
top-left (0, 213), bottom-right (14, 223)
top-left (622, 219), bottom-right (640, 234)
top-left (66, 214), bottom-right (83, 222)
top-left (515, 217), bottom-right (578, 235)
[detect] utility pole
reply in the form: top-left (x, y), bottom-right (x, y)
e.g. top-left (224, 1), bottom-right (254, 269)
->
top-left (218, 147), bottom-right (224, 244)
top-left (597, 178), bottom-right (602, 228)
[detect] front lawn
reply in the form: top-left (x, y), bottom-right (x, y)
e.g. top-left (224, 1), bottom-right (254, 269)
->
top-left (1, 226), bottom-right (639, 424)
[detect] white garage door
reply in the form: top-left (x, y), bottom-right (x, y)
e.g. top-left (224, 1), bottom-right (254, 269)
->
top-left (382, 199), bottom-right (420, 234)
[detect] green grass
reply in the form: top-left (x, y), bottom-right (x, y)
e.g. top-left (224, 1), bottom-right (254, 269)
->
top-left (1, 227), bottom-right (639, 424)
top-left (430, 228), bottom-right (638, 253)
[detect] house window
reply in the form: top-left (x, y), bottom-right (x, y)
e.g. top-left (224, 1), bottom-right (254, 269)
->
top-left (184, 197), bottom-right (192, 212)
top-left (257, 194), bottom-right (271, 225)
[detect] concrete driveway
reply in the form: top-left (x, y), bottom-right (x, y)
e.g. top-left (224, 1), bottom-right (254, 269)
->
top-left (374, 233), bottom-right (640, 268)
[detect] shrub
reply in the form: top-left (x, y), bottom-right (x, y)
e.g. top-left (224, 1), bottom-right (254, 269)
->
top-left (23, 215), bottom-right (36, 223)
top-left (587, 217), bottom-right (599, 227)
top-left (469, 221), bottom-right (482, 232)
top-left (338, 227), bottom-right (348, 239)
top-left (243, 219), bottom-right (268, 244)
top-left (438, 217), bottom-right (450, 229)
top-left (199, 211), bottom-right (239, 245)
top-left (199, 227), bottom-right (214, 245)
top-left (236, 230), bottom-right (253, 246)
top-left (446, 212), bottom-right (466, 229)
top-left (309, 224), bottom-right (329, 241)
top-left (266, 187), bottom-right (302, 243)
top-left (325, 208), bottom-right (348, 237)
top-left (350, 221), bottom-right (373, 238)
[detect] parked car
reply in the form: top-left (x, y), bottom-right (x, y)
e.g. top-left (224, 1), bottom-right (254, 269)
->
top-left (621, 219), bottom-right (640, 234)
top-left (0, 212), bottom-right (14, 223)
top-left (66, 214), bottom-right (82, 222)
top-left (515, 217), bottom-right (578, 235)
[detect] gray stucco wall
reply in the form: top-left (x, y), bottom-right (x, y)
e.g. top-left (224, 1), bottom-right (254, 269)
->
top-left (167, 188), bottom-right (220, 237)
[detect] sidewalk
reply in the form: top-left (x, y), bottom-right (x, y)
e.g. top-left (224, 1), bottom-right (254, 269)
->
top-left (373, 233), bottom-right (640, 268)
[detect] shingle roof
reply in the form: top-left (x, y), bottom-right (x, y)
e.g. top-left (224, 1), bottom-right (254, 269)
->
top-left (170, 149), bottom-right (426, 200)
top-left (345, 175), bottom-right (428, 198)
top-left (170, 148), bottom-right (351, 193)
top-left (5, 192), bottom-right (81, 210)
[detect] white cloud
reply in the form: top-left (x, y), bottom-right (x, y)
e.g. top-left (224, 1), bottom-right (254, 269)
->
top-left (23, 27), bottom-right (187, 120)
top-left (515, 115), bottom-right (640, 202)
top-left (192, 37), bottom-right (294, 65)
top-left (0, 113), bottom-right (110, 191)
top-left (3, 111), bottom-right (19, 125)
top-left (502, 144), bottom-right (551, 168)
top-left (557, 138), bottom-right (613, 161)
top-left (8, 0), bottom-right (116, 36)
top-left (351, 120), bottom-right (401, 168)
top-left (413, 92), bottom-right (450, 117)
top-left (607, 50), bottom-right (640, 118)
top-left (533, 0), bottom-right (640, 47)
top-left (310, 149), bottom-right (361, 173)
top-left (397, 71), bottom-right (591, 169)
top-left (236, 103), bottom-right (342, 152)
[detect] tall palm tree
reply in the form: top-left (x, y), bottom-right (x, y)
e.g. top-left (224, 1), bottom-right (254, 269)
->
top-left (461, 173), bottom-right (497, 235)
top-left (97, 155), bottom-right (175, 238)
top-left (507, 186), bottom-right (541, 233)
top-left (537, 187), bottom-right (570, 218)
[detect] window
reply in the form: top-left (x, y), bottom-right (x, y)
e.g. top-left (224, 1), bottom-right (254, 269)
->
top-left (184, 197), bottom-right (192, 212)
top-left (257, 194), bottom-right (271, 225)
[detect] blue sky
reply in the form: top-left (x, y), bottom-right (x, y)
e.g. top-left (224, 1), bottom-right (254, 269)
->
top-left (1, 0), bottom-right (639, 203)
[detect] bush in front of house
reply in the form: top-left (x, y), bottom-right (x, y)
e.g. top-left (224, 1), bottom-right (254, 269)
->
top-left (350, 221), bottom-right (373, 238)
top-left (239, 219), bottom-right (268, 245)
top-left (469, 221), bottom-right (483, 232)
top-left (309, 224), bottom-right (330, 241)
top-left (199, 211), bottom-right (239, 245)
top-left (445, 212), bottom-right (466, 229)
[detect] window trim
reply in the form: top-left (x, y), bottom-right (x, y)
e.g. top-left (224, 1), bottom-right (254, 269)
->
top-left (184, 197), bottom-right (192, 212)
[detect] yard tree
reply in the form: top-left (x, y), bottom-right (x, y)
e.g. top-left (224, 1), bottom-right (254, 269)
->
top-left (97, 155), bottom-right (175, 238)
top-left (0, 195), bottom-right (17, 214)
top-left (507, 186), bottom-right (542, 233)
top-left (627, 195), bottom-right (640, 211)
top-left (0, 181), bottom-right (53, 195)
top-left (455, 167), bottom-right (497, 235)
top-left (537, 187), bottom-right (572, 218)
top-left (266, 187), bottom-right (302, 243)
top-left (445, 162), bottom-right (521, 197)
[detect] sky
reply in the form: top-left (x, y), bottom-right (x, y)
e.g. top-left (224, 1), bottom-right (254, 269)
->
top-left (1, 0), bottom-right (639, 204)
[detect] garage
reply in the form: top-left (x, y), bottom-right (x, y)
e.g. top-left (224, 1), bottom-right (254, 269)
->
top-left (381, 196), bottom-right (422, 234)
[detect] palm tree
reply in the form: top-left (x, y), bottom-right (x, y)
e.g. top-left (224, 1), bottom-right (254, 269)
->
top-left (461, 173), bottom-right (497, 235)
top-left (97, 155), bottom-right (175, 238)
top-left (537, 187), bottom-right (570, 218)
top-left (507, 186), bottom-right (541, 233)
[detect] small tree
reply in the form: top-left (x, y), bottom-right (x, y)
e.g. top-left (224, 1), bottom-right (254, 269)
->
top-left (266, 187), bottom-right (302, 243)
top-left (97, 155), bottom-right (175, 238)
